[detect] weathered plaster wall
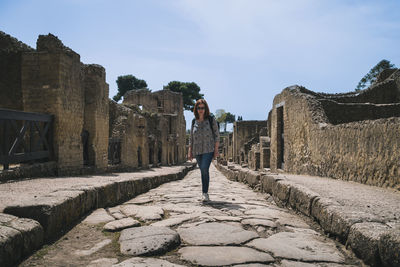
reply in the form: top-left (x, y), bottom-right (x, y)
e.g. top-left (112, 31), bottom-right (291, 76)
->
top-left (270, 83), bottom-right (400, 189)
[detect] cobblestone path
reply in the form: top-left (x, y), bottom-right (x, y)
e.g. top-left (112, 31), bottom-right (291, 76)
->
top-left (21, 164), bottom-right (364, 267)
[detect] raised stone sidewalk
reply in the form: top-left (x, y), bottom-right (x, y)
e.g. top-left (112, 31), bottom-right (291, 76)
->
top-left (215, 162), bottom-right (400, 267)
top-left (0, 162), bottom-right (196, 267)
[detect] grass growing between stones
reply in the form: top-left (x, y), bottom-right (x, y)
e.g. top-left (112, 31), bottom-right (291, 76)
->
top-left (101, 230), bottom-right (127, 259)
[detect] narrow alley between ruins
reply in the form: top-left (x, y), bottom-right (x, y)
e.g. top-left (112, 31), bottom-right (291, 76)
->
top-left (21, 164), bottom-right (363, 267)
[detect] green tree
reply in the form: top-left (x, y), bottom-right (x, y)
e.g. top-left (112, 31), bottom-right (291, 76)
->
top-left (215, 110), bottom-right (236, 132)
top-left (355, 59), bottom-right (395, 91)
top-left (163, 81), bottom-right (204, 111)
top-left (215, 109), bottom-right (227, 132)
top-left (113, 75), bottom-right (148, 102)
top-left (225, 112), bottom-right (236, 132)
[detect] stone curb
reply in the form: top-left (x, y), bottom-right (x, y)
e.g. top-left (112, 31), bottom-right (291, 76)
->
top-left (215, 162), bottom-right (400, 267)
top-left (0, 162), bottom-right (196, 267)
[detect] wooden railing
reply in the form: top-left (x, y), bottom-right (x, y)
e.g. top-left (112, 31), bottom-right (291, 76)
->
top-left (0, 108), bottom-right (53, 170)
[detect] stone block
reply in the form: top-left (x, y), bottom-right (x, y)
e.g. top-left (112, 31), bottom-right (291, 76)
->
top-left (310, 197), bottom-right (340, 233)
top-left (288, 185), bottom-right (319, 216)
top-left (4, 190), bottom-right (92, 241)
top-left (0, 213), bottom-right (43, 267)
top-left (348, 222), bottom-right (390, 266)
top-left (245, 171), bottom-right (261, 188)
top-left (379, 229), bottom-right (400, 267)
top-left (272, 180), bottom-right (292, 207)
top-left (237, 170), bottom-right (249, 182)
top-left (260, 175), bottom-right (280, 194)
top-left (7, 218), bottom-right (43, 258)
top-left (329, 208), bottom-right (380, 242)
top-left (0, 225), bottom-right (23, 267)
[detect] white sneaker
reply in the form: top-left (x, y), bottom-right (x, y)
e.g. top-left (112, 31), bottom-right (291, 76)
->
top-left (202, 193), bottom-right (210, 201)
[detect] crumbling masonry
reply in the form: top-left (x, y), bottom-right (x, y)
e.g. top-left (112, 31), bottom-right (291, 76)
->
top-left (220, 69), bottom-right (400, 189)
top-left (0, 31), bottom-right (186, 177)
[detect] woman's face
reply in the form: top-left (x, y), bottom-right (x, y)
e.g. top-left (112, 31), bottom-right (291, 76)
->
top-left (197, 104), bottom-right (205, 116)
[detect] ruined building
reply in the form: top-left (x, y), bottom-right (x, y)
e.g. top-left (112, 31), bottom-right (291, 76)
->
top-left (231, 120), bottom-right (268, 166)
top-left (0, 32), bottom-right (109, 175)
top-left (0, 31), bottom-right (186, 177)
top-left (220, 68), bottom-right (400, 189)
top-left (123, 89), bottom-right (186, 165)
top-left (108, 88), bottom-right (186, 168)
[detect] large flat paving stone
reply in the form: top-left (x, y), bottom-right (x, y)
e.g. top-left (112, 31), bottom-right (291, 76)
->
top-left (112, 257), bottom-right (186, 267)
top-left (83, 209), bottom-right (115, 225)
top-left (247, 232), bottom-right (345, 263)
top-left (179, 246), bottom-right (274, 266)
top-left (119, 226), bottom-right (180, 256)
top-left (178, 222), bottom-right (258, 245)
top-left (103, 218), bottom-right (140, 232)
top-left (120, 205), bottom-right (164, 221)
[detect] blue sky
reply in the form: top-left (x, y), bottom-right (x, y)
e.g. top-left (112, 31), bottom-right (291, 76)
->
top-left (1, 0), bottom-right (399, 129)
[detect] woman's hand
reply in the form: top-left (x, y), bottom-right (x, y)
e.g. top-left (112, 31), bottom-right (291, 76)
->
top-left (213, 142), bottom-right (219, 159)
top-left (213, 149), bottom-right (219, 159)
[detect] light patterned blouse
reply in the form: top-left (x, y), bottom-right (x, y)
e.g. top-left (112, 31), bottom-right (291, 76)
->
top-left (189, 117), bottom-right (220, 156)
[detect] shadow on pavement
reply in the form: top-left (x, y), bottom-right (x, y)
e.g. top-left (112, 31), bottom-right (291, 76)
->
top-left (202, 200), bottom-right (244, 210)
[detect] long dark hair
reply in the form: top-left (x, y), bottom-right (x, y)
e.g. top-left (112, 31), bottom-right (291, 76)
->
top-left (193, 99), bottom-right (210, 119)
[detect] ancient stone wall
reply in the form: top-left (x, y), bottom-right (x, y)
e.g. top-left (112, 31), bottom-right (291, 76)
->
top-left (123, 89), bottom-right (186, 165)
top-left (259, 136), bottom-right (270, 169)
top-left (0, 31), bottom-right (34, 110)
top-left (0, 32), bottom-right (110, 175)
top-left (227, 133), bottom-right (233, 161)
top-left (320, 100), bottom-right (400, 125)
top-left (109, 100), bottom-right (148, 168)
top-left (21, 34), bottom-right (84, 174)
top-left (232, 120), bottom-right (267, 164)
top-left (270, 81), bottom-right (400, 189)
top-left (83, 64), bottom-right (109, 169)
top-left (298, 70), bottom-right (400, 104)
top-left (248, 143), bottom-right (260, 170)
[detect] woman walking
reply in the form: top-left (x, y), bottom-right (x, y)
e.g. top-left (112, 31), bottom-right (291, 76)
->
top-left (188, 99), bottom-right (219, 201)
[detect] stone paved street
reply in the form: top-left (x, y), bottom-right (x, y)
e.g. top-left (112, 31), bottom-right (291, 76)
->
top-left (21, 164), bottom-right (364, 266)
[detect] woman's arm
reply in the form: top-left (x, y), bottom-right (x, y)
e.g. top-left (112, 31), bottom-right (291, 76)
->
top-left (212, 117), bottom-right (220, 159)
top-left (188, 121), bottom-right (194, 161)
top-left (214, 140), bottom-right (219, 159)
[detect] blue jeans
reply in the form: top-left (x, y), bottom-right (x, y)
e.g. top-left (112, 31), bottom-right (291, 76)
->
top-left (195, 152), bottom-right (214, 193)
